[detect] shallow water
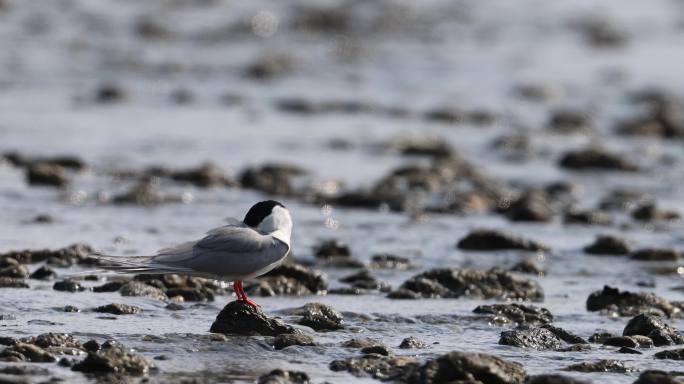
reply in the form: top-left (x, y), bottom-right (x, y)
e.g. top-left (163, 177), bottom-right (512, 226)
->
top-left (2, 0), bottom-right (684, 383)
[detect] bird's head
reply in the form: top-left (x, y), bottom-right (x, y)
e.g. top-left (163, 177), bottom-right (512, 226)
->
top-left (243, 200), bottom-right (292, 244)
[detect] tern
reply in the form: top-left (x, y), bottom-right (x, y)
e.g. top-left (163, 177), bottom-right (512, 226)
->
top-left (95, 200), bottom-right (292, 308)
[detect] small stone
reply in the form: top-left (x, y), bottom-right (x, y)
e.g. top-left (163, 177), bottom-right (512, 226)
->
top-left (0, 277), bottom-right (29, 288)
top-left (633, 370), bottom-right (684, 384)
top-left (559, 148), bottom-right (638, 172)
top-left (0, 342), bottom-right (56, 362)
top-left (361, 345), bottom-right (392, 356)
top-left (631, 248), bottom-right (680, 261)
top-left (617, 346), bottom-right (641, 354)
top-left (72, 343), bottom-right (154, 374)
top-left (53, 280), bottom-right (85, 292)
top-left (563, 359), bottom-right (636, 373)
top-left (210, 300), bottom-right (296, 336)
top-left (498, 326), bottom-right (562, 350)
top-left (119, 281), bottom-right (168, 301)
top-left (26, 163), bottom-right (68, 187)
top-left (258, 369), bottom-right (310, 384)
top-left (95, 304), bottom-right (143, 315)
top-left (295, 303), bottom-right (344, 331)
top-left (457, 229), bottom-right (548, 251)
top-left (29, 266), bottom-right (57, 280)
top-left (603, 336), bottom-right (637, 348)
top-left (583, 235), bottom-right (631, 255)
top-left (398, 336), bottom-right (428, 349)
top-left (272, 334), bottom-right (315, 350)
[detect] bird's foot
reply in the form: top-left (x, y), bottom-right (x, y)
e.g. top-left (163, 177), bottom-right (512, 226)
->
top-left (239, 297), bottom-right (261, 309)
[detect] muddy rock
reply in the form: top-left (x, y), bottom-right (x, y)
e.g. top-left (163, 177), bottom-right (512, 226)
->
top-left (399, 336), bottom-right (428, 349)
top-left (633, 370), bottom-right (684, 384)
top-left (407, 351), bottom-right (526, 384)
top-left (259, 262), bottom-right (327, 295)
top-left (623, 314), bottom-right (683, 346)
top-left (258, 369), bottom-right (311, 384)
top-left (499, 326), bottom-right (562, 350)
top-left (370, 254), bottom-right (413, 270)
top-left (119, 281), bottom-right (168, 301)
top-left (527, 375), bottom-right (591, 384)
top-left (289, 303), bottom-right (344, 331)
top-left (632, 203), bottom-right (680, 222)
top-left (0, 342), bottom-right (57, 362)
top-left (0, 264), bottom-right (29, 278)
top-left (502, 189), bottom-right (554, 222)
top-left (330, 354), bottom-right (419, 381)
top-left (583, 235), bottom-right (631, 255)
top-left (210, 300), bottom-right (297, 336)
top-left (72, 343), bottom-right (154, 375)
top-left (586, 285), bottom-right (674, 316)
top-left (339, 270), bottom-right (390, 291)
top-left (393, 267), bottom-right (544, 301)
top-left (95, 304), bottom-right (143, 315)
top-left (559, 148), bottom-right (638, 172)
top-left (29, 265), bottom-right (57, 280)
top-left (457, 229), bottom-right (549, 252)
top-left (0, 277), bottom-right (29, 288)
top-left (473, 303), bottom-right (553, 325)
top-left (53, 279), bottom-right (86, 292)
top-left (631, 248), bottom-right (680, 261)
top-left (564, 209), bottom-right (613, 225)
top-left (547, 109), bottom-right (592, 134)
top-left (26, 163), bottom-right (69, 187)
top-left (239, 163), bottom-right (307, 196)
top-left (272, 333), bottom-right (316, 350)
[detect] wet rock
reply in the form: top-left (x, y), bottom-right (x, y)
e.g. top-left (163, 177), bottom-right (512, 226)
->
top-left (0, 365), bottom-right (51, 375)
top-left (586, 285), bottom-right (674, 316)
top-left (556, 344), bottom-right (591, 352)
top-left (244, 54), bottom-right (295, 80)
top-left (32, 213), bottom-right (54, 223)
top-left (547, 109), bottom-right (592, 134)
top-left (167, 162), bottom-right (232, 187)
top-left (259, 262), bottom-right (327, 295)
top-left (395, 137), bottom-right (453, 158)
top-left (423, 107), bottom-right (464, 124)
top-left (599, 189), bottom-right (650, 211)
top-left (631, 335), bottom-right (655, 348)
top-left (617, 93), bottom-right (684, 138)
top-left (95, 84), bottom-right (126, 104)
top-left (370, 254), bottom-right (413, 270)
top-left (583, 235), bottom-right (631, 255)
top-left (239, 163), bottom-right (307, 196)
top-left (457, 229), bottom-right (549, 252)
top-left (26, 163), bottom-right (69, 187)
top-left (362, 345), bottom-right (392, 356)
top-left (399, 336), bottom-right (428, 349)
top-left (272, 334), bottom-right (315, 350)
top-left (1, 243), bottom-right (96, 266)
top-left (291, 303), bottom-right (344, 331)
top-left (563, 359), bottom-right (635, 373)
top-left (254, 275), bottom-right (313, 296)
top-left (407, 351), bottom-right (526, 384)
top-left (632, 203), bottom-right (680, 222)
top-left (29, 265), bottom-right (56, 280)
top-left (0, 337), bottom-right (16, 346)
top-left (165, 303), bottom-right (183, 311)
top-left (631, 248), bottom-right (680, 261)
top-left (393, 267), bottom-right (544, 301)
top-left (314, 239), bottom-right (351, 259)
top-left (473, 303), bottom-right (553, 325)
top-left (527, 375), bottom-right (591, 384)
top-left (559, 148), bottom-right (638, 172)
top-left (502, 189), bottom-right (553, 222)
top-left (27, 333), bottom-right (82, 349)
top-left (210, 300), bottom-right (296, 336)
top-left (655, 348), bottom-right (684, 360)
top-left (339, 270), bottom-right (390, 291)
top-left (499, 326), bottom-right (562, 350)
top-left (258, 369), bottom-right (310, 384)
top-left (0, 264), bottom-right (29, 278)
top-left (95, 304), bottom-right (143, 315)
top-left (118, 281), bottom-right (168, 301)
top-left (275, 98), bottom-right (319, 114)
top-left (577, 16), bottom-right (629, 48)
top-left (0, 277), bottom-right (29, 288)
top-left (603, 336), bottom-right (638, 348)
top-left (112, 180), bottom-right (182, 206)
top-left (292, 4), bottom-right (351, 34)
top-left (541, 325), bottom-right (587, 344)
top-left (564, 209), bottom-right (613, 226)
top-left (633, 370), bottom-right (684, 384)
top-left (92, 281), bottom-right (126, 292)
top-left (0, 342), bottom-right (56, 362)
top-left (83, 340), bottom-right (100, 353)
top-left (623, 314), bottom-right (683, 346)
top-left (341, 338), bottom-right (387, 349)
top-left (329, 355), bottom-right (418, 381)
top-left (53, 279), bottom-right (86, 292)
top-left (510, 259), bottom-right (545, 275)
top-left (72, 343), bottom-right (154, 374)
top-left (63, 305), bottom-right (79, 312)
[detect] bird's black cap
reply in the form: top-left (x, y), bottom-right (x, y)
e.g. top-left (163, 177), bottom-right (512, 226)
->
top-left (243, 200), bottom-right (285, 227)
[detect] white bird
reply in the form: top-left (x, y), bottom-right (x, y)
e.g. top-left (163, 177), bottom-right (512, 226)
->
top-left (95, 200), bottom-right (292, 308)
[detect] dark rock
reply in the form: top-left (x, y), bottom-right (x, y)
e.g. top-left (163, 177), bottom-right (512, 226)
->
top-left (165, 287), bottom-right (214, 302)
top-left (339, 270), bottom-right (390, 291)
top-left (95, 304), bottom-right (143, 315)
top-left (632, 203), bottom-right (680, 222)
top-left (631, 248), bottom-right (680, 261)
top-left (499, 326), bottom-right (562, 350)
top-left (112, 180), bottom-right (180, 206)
top-left (423, 107), bottom-right (464, 123)
top-left (26, 163), bottom-right (68, 187)
top-left (599, 189), bottom-right (650, 211)
top-left (559, 148), bottom-right (638, 172)
top-left (527, 374), bottom-right (591, 384)
top-left (255, 275), bottom-right (314, 296)
top-left (617, 347), bottom-right (642, 354)
top-left (564, 359), bottom-right (636, 373)
top-left (168, 162), bottom-right (231, 187)
top-left (655, 348), bottom-right (684, 360)
top-left (119, 281), bottom-right (168, 301)
top-left (564, 209), bottom-right (613, 225)
top-left (393, 267), bottom-right (544, 301)
top-left (583, 235), bottom-right (631, 255)
top-left (0, 264), bottom-right (29, 278)
top-left (28, 333), bottom-right (81, 349)
top-left (29, 266), bottom-right (56, 280)
top-left (633, 370), bottom-right (684, 384)
top-left (258, 369), bottom-right (310, 384)
top-left (259, 262), bottom-right (327, 295)
top-left (239, 163), bottom-right (307, 196)
top-left (649, 328), bottom-right (678, 347)
top-left (72, 343), bottom-right (154, 374)
top-left (556, 344), bottom-right (591, 352)
top-left (244, 54), bottom-right (295, 80)
top-left (164, 303), bottom-right (184, 311)
top-left (53, 279), bottom-right (86, 292)
top-left (93, 281), bottom-right (126, 292)
top-left (1, 243), bottom-right (96, 266)
top-left (577, 16), bottom-right (629, 48)
top-left (407, 351), bottom-right (526, 384)
top-left (473, 303), bottom-right (553, 325)
top-left (330, 355), bottom-right (419, 380)
top-left (83, 340), bottom-right (100, 353)
top-left (0, 342), bottom-right (56, 362)
top-left (548, 109), bottom-right (591, 133)
top-left (0, 365), bottom-right (50, 375)
top-left (32, 214), bottom-right (54, 223)
top-left (617, 93), bottom-right (684, 138)
top-left (623, 314), bottom-right (683, 346)
top-left (399, 336), bottom-right (428, 349)
top-left (210, 300), bottom-right (297, 336)
top-left (395, 137), bottom-right (453, 158)
top-left (603, 336), bottom-right (638, 348)
top-left (586, 285), bottom-right (674, 316)
top-left (502, 189), bottom-right (553, 222)
top-left (370, 254), bottom-right (413, 270)
top-left (0, 337), bottom-right (16, 346)
top-left (272, 334), bottom-right (315, 350)
top-left (541, 324), bottom-right (587, 344)
top-left (457, 229), bottom-right (549, 252)
top-left (361, 345), bottom-right (393, 356)
top-left (275, 98), bottom-right (318, 114)
top-left (63, 305), bottom-right (79, 312)
top-left (293, 303), bottom-right (344, 331)
top-left (95, 84), bottom-right (126, 104)
top-left (341, 338), bottom-right (387, 349)
top-left (314, 239), bottom-right (351, 259)
top-left (509, 259), bottom-right (545, 275)
top-left (0, 277), bottom-right (29, 288)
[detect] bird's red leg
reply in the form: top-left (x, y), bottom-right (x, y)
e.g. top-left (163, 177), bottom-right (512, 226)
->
top-left (235, 279), bottom-right (260, 309)
top-left (233, 280), bottom-right (244, 301)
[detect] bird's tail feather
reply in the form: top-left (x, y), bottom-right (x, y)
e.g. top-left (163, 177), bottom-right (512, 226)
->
top-left (90, 252), bottom-right (193, 274)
